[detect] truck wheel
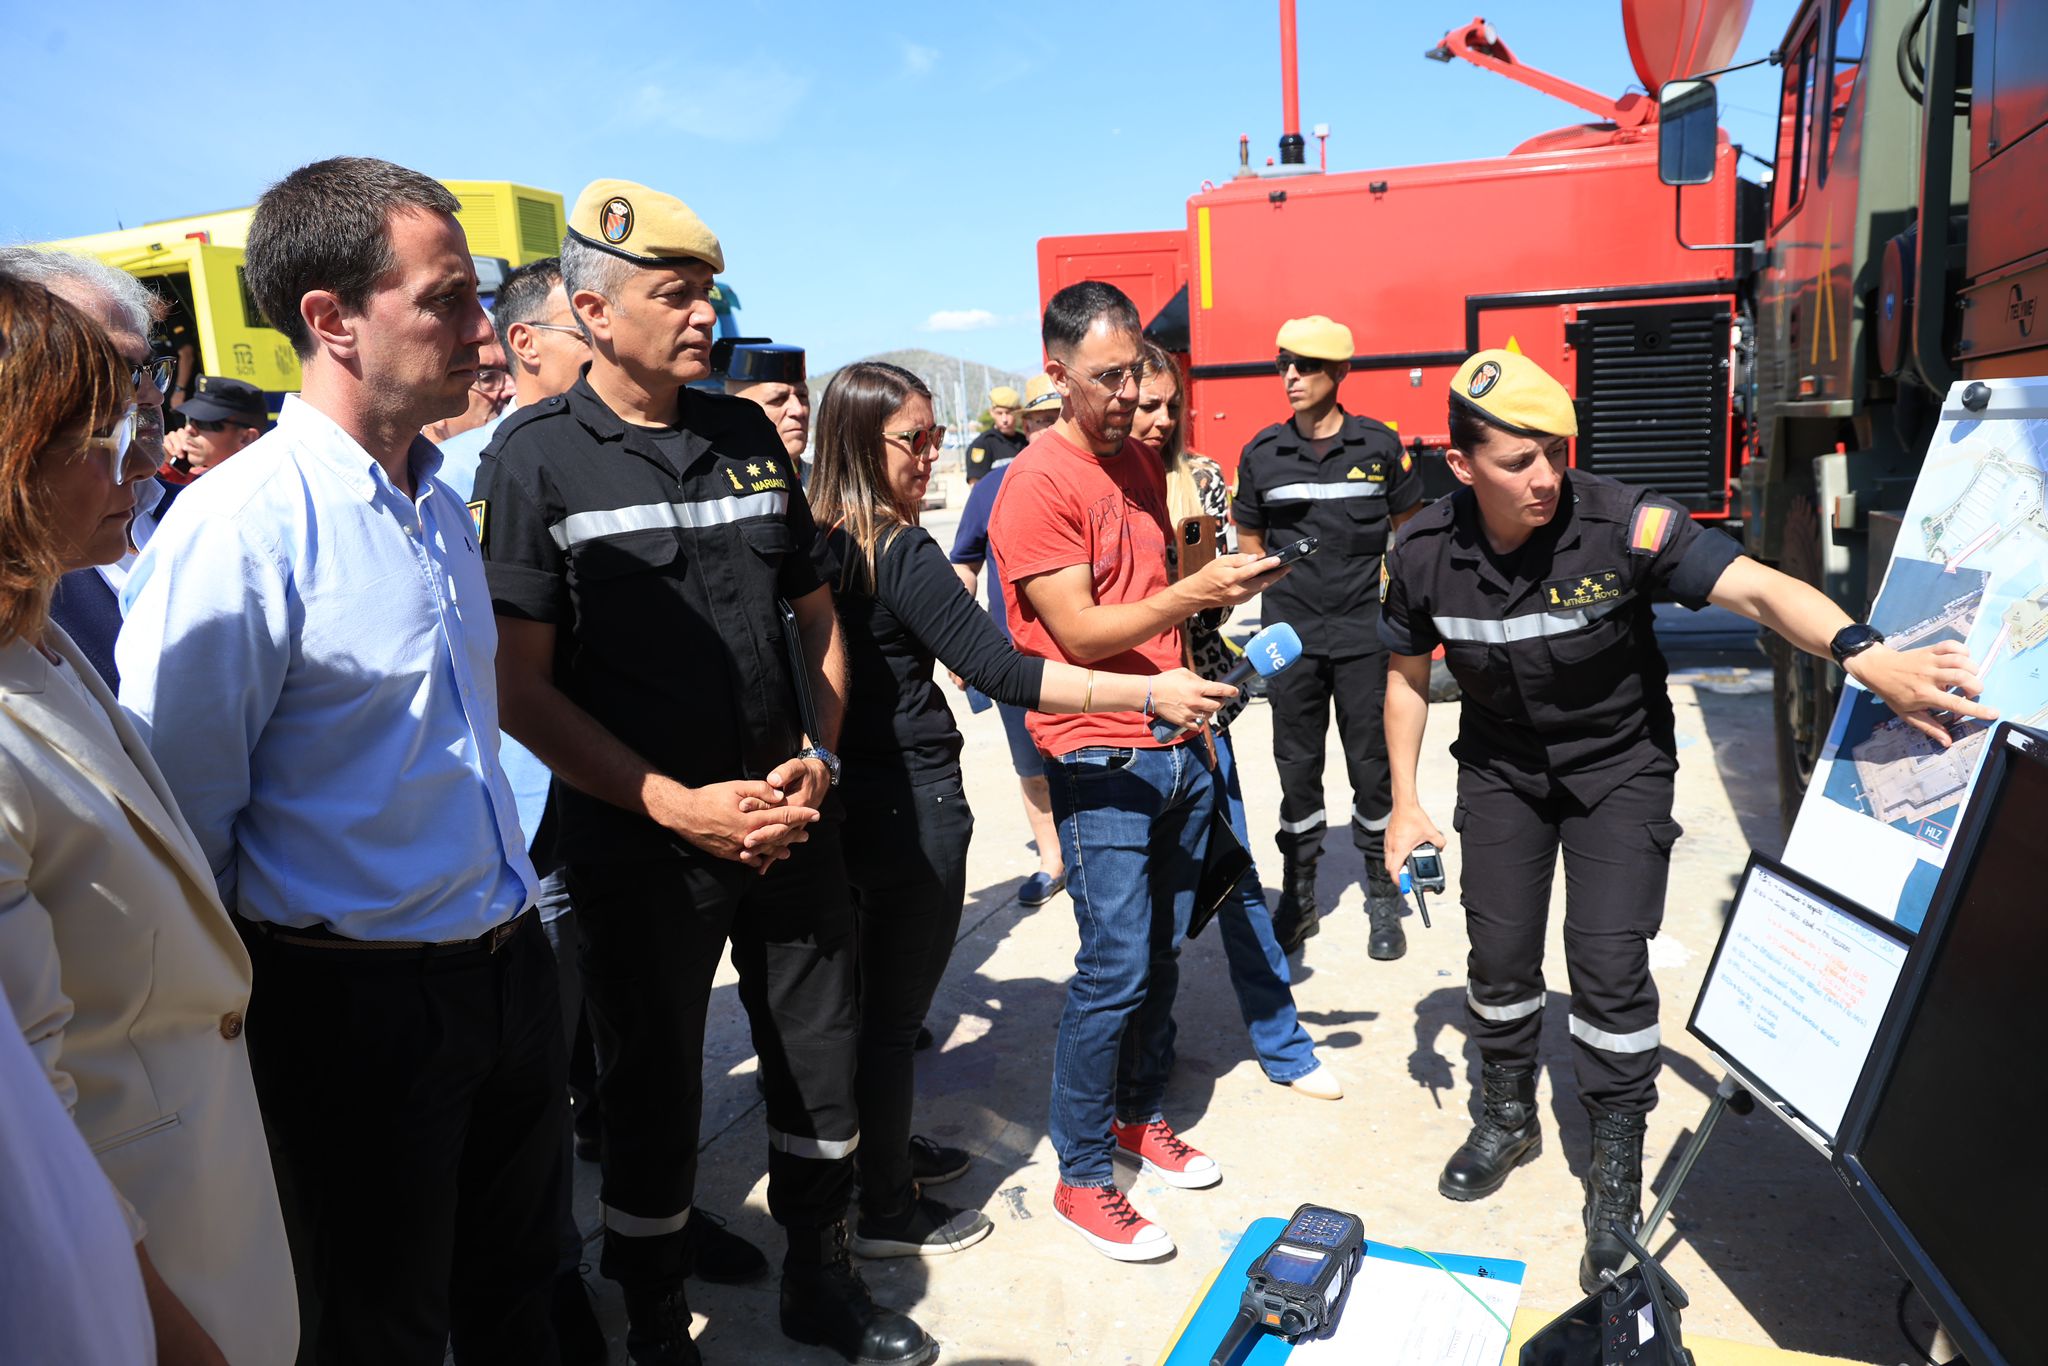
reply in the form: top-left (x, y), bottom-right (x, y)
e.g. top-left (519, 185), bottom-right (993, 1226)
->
top-left (1769, 493), bottom-right (1840, 831)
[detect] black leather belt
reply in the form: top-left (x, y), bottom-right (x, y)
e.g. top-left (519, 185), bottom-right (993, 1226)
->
top-left (245, 906), bottom-right (534, 957)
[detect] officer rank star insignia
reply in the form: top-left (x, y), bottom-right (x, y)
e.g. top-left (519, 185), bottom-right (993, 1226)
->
top-left (467, 500), bottom-right (488, 543)
top-left (1346, 460), bottom-right (1388, 482)
top-left (725, 459), bottom-right (788, 495)
top-left (1544, 570), bottom-right (1624, 609)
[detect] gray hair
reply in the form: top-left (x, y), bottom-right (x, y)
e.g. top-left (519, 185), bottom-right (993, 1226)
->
top-left (0, 246), bottom-right (164, 336)
top-left (559, 235), bottom-right (640, 336)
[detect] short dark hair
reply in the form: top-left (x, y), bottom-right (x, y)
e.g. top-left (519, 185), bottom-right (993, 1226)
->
top-left (492, 256), bottom-right (563, 355)
top-left (1042, 280), bottom-right (1140, 360)
top-left (245, 157), bottom-right (462, 356)
top-left (1447, 397), bottom-right (1509, 454)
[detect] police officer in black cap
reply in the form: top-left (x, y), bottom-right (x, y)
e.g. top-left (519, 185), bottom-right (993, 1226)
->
top-left (475, 177), bottom-right (936, 1366)
top-left (1233, 314), bottom-right (1423, 958)
top-left (159, 374), bottom-right (267, 485)
top-left (1380, 349), bottom-right (1995, 1292)
top-left (723, 341), bottom-right (811, 465)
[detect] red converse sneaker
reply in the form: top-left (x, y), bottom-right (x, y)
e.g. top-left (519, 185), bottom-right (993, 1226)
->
top-left (1053, 1182), bottom-right (1174, 1262)
top-left (1112, 1117), bottom-right (1221, 1189)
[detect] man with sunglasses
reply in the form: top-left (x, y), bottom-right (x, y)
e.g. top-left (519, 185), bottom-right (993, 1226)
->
top-left (0, 247), bottom-right (173, 689)
top-left (1232, 314), bottom-right (1424, 959)
top-left (159, 375), bottom-right (267, 488)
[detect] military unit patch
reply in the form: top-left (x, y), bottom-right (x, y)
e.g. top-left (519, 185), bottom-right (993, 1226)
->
top-left (1628, 503), bottom-right (1676, 554)
top-left (1543, 570), bottom-right (1624, 609)
top-left (1399, 449), bottom-right (1414, 473)
top-left (600, 196), bottom-right (633, 244)
top-left (1468, 359), bottom-right (1502, 398)
top-left (467, 500), bottom-right (488, 544)
top-left (1379, 557), bottom-right (1390, 603)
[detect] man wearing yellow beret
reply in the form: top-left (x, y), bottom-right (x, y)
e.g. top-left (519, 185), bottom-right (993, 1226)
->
top-left (1378, 349), bottom-right (1996, 1292)
top-left (1019, 371), bottom-right (1060, 437)
top-left (1232, 314), bottom-right (1424, 958)
top-left (964, 383), bottom-right (1027, 482)
top-left (474, 179), bottom-right (936, 1366)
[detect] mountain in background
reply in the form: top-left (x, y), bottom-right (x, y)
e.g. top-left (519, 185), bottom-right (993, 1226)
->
top-left (813, 348), bottom-right (1035, 438)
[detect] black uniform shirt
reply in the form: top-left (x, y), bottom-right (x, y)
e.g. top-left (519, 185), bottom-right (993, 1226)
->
top-left (474, 372), bottom-right (823, 865)
top-left (1378, 470), bottom-right (1741, 806)
top-left (964, 427), bottom-right (1026, 483)
top-left (1232, 409), bottom-right (1424, 658)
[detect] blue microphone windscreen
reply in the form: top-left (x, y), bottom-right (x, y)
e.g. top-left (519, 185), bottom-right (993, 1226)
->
top-left (1247, 623), bottom-right (1304, 677)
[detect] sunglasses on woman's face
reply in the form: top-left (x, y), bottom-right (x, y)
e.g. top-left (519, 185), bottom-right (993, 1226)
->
top-left (80, 405), bottom-right (153, 485)
top-left (883, 424), bottom-right (947, 459)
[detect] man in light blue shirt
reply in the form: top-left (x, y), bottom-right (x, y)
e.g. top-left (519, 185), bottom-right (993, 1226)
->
top-left (116, 156), bottom-right (568, 1366)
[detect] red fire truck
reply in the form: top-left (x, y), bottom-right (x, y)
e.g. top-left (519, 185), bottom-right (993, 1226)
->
top-left (1038, 1), bottom-right (1760, 518)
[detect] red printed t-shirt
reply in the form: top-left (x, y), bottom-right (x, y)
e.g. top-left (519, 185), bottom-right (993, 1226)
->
top-left (987, 428), bottom-right (1180, 757)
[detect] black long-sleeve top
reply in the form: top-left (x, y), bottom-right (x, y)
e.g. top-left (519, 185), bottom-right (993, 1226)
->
top-left (815, 524), bottom-right (1046, 777)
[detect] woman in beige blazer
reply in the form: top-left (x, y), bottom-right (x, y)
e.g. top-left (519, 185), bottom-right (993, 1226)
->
top-left (0, 275), bottom-right (296, 1362)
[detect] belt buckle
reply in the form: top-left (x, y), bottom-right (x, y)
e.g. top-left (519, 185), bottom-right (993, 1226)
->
top-left (488, 914), bottom-right (520, 954)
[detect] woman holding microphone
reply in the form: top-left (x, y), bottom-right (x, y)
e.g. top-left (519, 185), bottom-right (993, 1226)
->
top-left (807, 361), bottom-right (1235, 1260)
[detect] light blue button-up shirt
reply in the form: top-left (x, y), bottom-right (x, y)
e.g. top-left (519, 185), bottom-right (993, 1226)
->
top-left (116, 396), bottom-right (538, 942)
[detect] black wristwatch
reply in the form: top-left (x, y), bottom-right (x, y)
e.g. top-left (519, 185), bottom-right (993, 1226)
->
top-left (1829, 622), bottom-right (1886, 666)
top-left (796, 745), bottom-right (841, 787)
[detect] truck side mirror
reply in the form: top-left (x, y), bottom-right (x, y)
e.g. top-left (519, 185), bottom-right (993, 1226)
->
top-left (1657, 79), bottom-right (1719, 186)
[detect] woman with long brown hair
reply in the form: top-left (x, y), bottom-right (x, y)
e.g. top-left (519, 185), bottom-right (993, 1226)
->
top-left (807, 360), bottom-right (1233, 1259)
top-left (1129, 341), bottom-right (1342, 1100)
top-left (0, 273), bottom-right (297, 1361)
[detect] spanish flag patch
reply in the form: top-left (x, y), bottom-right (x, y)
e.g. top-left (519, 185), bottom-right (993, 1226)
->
top-left (1628, 503), bottom-right (1675, 555)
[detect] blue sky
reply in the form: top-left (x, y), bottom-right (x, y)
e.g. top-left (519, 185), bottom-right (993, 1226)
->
top-left (1, 0), bottom-right (1799, 373)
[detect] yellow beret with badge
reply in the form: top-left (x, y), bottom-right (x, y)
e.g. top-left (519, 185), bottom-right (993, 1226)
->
top-left (1021, 373), bottom-right (1059, 412)
top-left (988, 385), bottom-right (1021, 409)
top-left (1275, 315), bottom-right (1353, 362)
top-left (567, 178), bottom-right (724, 272)
top-left (1450, 348), bottom-right (1578, 438)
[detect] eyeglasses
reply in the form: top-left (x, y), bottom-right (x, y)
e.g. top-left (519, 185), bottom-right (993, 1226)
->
top-left (883, 424), bottom-right (947, 458)
top-left (131, 355), bottom-right (176, 397)
top-left (471, 367), bottom-right (512, 391)
top-left (1067, 363), bottom-right (1141, 396)
top-left (523, 321), bottom-right (585, 339)
top-left (1275, 353), bottom-right (1336, 378)
top-left (189, 418), bottom-right (255, 434)
top-left (79, 405), bottom-right (153, 485)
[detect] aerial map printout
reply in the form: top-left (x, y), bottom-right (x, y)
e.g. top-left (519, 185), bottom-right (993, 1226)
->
top-left (1785, 377), bottom-right (2048, 930)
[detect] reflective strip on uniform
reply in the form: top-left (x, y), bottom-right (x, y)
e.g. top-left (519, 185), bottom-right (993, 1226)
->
top-left (1569, 1015), bottom-right (1662, 1054)
top-left (1467, 987), bottom-right (1544, 1023)
top-left (601, 1202), bottom-right (691, 1237)
top-left (549, 491), bottom-right (790, 549)
top-left (1266, 481), bottom-right (1385, 502)
top-left (1353, 807), bottom-right (1391, 833)
top-left (1431, 597), bottom-right (1626, 646)
top-left (1277, 808), bottom-right (1327, 834)
top-left (767, 1125), bottom-right (860, 1160)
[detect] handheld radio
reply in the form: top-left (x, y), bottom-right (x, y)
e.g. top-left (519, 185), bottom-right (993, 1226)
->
top-left (1210, 1204), bottom-right (1366, 1366)
top-left (1152, 623), bottom-right (1303, 743)
top-left (1401, 841), bottom-right (1447, 930)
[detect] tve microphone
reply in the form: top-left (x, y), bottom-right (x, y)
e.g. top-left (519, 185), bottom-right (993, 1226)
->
top-left (1151, 623), bottom-right (1304, 743)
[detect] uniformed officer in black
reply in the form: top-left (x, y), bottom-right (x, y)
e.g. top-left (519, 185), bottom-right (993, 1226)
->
top-left (1233, 314), bottom-right (1423, 958)
top-left (962, 383), bottom-right (1026, 482)
top-left (1379, 349), bottom-right (1994, 1293)
top-left (723, 341), bottom-right (811, 463)
top-left (474, 178), bottom-right (936, 1366)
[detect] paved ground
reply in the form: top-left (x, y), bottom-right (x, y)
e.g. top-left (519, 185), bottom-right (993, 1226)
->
top-left (560, 496), bottom-right (1937, 1365)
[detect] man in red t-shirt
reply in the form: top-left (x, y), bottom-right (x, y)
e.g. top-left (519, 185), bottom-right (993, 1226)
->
top-left (988, 281), bottom-right (1287, 1262)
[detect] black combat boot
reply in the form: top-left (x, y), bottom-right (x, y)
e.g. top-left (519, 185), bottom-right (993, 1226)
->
top-left (1273, 860), bottom-right (1320, 954)
top-left (1579, 1112), bottom-right (1647, 1294)
top-left (1364, 866), bottom-right (1407, 961)
top-left (781, 1221), bottom-right (937, 1366)
top-left (621, 1281), bottom-right (701, 1366)
top-left (1438, 1062), bottom-right (1543, 1201)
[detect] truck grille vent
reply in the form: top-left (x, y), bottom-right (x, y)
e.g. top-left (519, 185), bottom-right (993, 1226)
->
top-left (1567, 301), bottom-right (1732, 514)
top-left (517, 196), bottom-right (561, 259)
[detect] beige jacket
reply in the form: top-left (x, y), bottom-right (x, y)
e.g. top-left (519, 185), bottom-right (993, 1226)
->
top-left (0, 623), bottom-right (297, 1365)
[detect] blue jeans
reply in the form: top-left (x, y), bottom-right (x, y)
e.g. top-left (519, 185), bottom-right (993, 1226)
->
top-left (1212, 732), bottom-right (1319, 1083)
top-left (1045, 742), bottom-right (1217, 1187)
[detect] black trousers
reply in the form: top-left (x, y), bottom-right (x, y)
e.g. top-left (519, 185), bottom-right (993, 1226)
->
top-left (245, 913), bottom-right (567, 1366)
top-left (1267, 648), bottom-right (1393, 872)
top-left (1454, 762), bottom-right (1683, 1115)
top-left (841, 764), bottom-right (974, 1221)
top-left (566, 824), bottom-right (860, 1288)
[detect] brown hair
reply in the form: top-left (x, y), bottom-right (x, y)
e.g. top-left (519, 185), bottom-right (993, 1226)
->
top-left (0, 275), bottom-right (129, 645)
top-left (808, 361), bottom-right (932, 593)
